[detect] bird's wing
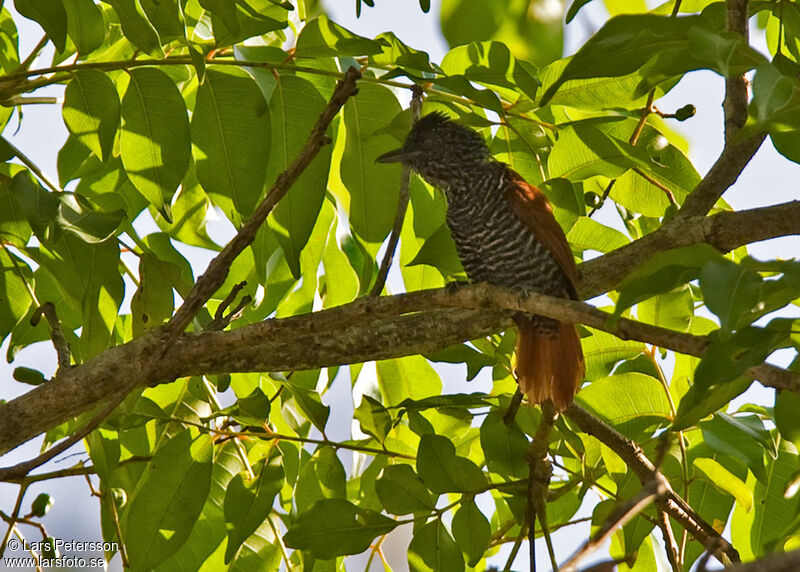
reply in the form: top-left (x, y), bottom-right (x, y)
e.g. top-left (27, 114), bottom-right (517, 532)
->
top-left (505, 171), bottom-right (580, 299)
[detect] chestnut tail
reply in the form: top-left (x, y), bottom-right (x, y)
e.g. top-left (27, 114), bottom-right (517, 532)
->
top-left (514, 317), bottom-right (585, 411)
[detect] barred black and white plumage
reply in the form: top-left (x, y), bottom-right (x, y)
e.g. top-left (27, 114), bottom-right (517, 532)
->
top-left (377, 112), bottom-right (585, 410)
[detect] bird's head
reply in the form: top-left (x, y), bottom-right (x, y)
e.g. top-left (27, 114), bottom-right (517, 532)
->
top-left (376, 112), bottom-right (490, 187)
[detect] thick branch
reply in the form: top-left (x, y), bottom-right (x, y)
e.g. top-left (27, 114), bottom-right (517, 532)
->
top-left (580, 200), bottom-right (800, 297)
top-left (675, 132), bottom-right (766, 219)
top-left (2, 282), bottom-right (799, 456)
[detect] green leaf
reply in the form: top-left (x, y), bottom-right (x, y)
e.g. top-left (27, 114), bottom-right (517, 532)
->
top-left (375, 464), bottom-right (436, 515)
top-left (637, 286), bottom-right (693, 332)
top-left (417, 434), bottom-right (487, 494)
top-left (480, 411), bottom-right (529, 478)
top-left (566, 0), bottom-right (593, 23)
top-left (566, 217), bottom-right (629, 254)
top-left (695, 321), bottom-right (793, 389)
top-left (549, 122), bottom-right (651, 181)
top-left (14, 0), bottom-right (67, 52)
top-left (0, 170), bottom-right (31, 248)
top-left (105, 0), bottom-right (164, 56)
top-left (266, 75), bottom-right (330, 277)
top-left (191, 66), bottom-right (269, 219)
top-left (701, 414), bottom-right (767, 482)
top-left (407, 223), bottom-right (463, 275)
top-left (124, 431), bottom-right (213, 570)
top-left (672, 375), bottom-right (750, 431)
top-left (576, 372), bottom-right (672, 439)
top-left (342, 82), bottom-right (403, 246)
top-left (295, 15), bottom-right (386, 57)
top-left (541, 14), bottom-right (765, 104)
top-left (424, 344), bottom-right (494, 381)
top-left (747, 62), bottom-right (800, 134)
top-left (377, 355), bottom-right (443, 405)
top-left (284, 381), bottom-right (330, 433)
top-left (36, 234), bottom-right (124, 360)
top-left (694, 457), bottom-right (753, 513)
top-left (321, 213), bottom-right (359, 307)
top-left (700, 259), bottom-right (763, 333)
top-left (614, 244), bottom-right (725, 317)
top-left (354, 395), bottom-right (392, 443)
top-left (62, 0), bottom-right (105, 55)
top-left (371, 31), bottom-right (434, 72)
top-left (293, 446), bottom-right (346, 513)
top-left (582, 328), bottom-right (646, 380)
top-left (775, 391), bottom-right (800, 449)
top-left (452, 498), bottom-right (490, 567)
top-left (731, 445), bottom-right (800, 558)
top-left (223, 458), bottom-right (284, 563)
top-left (441, 41), bottom-right (540, 100)
top-left (120, 68), bottom-right (191, 219)
top-left (57, 193), bottom-right (124, 243)
top-left (408, 519), bottom-right (465, 572)
top-left (440, 0), bottom-right (506, 50)
top-left (283, 498), bottom-right (397, 558)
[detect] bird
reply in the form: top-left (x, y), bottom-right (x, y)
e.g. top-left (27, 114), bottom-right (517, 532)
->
top-left (376, 112), bottom-right (584, 411)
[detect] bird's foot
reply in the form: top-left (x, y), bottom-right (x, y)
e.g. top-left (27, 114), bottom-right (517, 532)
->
top-left (445, 280), bottom-right (471, 294)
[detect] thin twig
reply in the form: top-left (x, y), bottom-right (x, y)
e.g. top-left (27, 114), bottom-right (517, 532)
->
top-left (1, 136), bottom-right (60, 193)
top-left (0, 390), bottom-right (130, 481)
top-left (723, 0), bottom-right (750, 145)
top-left (656, 509), bottom-right (683, 572)
top-left (370, 85), bottom-right (424, 297)
top-left (527, 402), bottom-right (558, 572)
top-left (0, 484), bottom-right (27, 557)
top-left (588, 90), bottom-right (655, 217)
top-left (30, 302), bottom-right (71, 373)
top-left (560, 479), bottom-right (665, 571)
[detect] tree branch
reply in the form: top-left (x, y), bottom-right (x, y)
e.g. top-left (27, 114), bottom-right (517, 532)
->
top-left (580, 199), bottom-right (800, 297)
top-left (2, 278), bottom-right (798, 456)
top-left (564, 404), bottom-right (739, 566)
top-left (723, 0), bottom-right (750, 144)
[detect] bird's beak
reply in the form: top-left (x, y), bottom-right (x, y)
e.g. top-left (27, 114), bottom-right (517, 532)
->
top-left (375, 148), bottom-right (417, 164)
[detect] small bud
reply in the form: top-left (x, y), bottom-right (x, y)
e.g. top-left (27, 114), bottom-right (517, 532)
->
top-left (584, 191), bottom-right (601, 208)
top-left (13, 367), bottom-right (47, 386)
top-left (30, 493), bottom-right (54, 517)
top-left (674, 104), bottom-right (696, 121)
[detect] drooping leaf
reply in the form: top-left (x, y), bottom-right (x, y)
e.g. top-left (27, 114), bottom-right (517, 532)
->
top-left (699, 258), bottom-right (763, 334)
top-left (342, 82), bottom-right (403, 247)
top-left (451, 498), bottom-right (491, 567)
top-left (293, 446), bottom-right (346, 513)
top-left (416, 434), bottom-right (487, 494)
top-left (480, 411), bottom-right (529, 478)
top-left (408, 519), bottom-right (465, 572)
top-left (541, 14), bottom-right (765, 104)
top-left (191, 66), bottom-right (269, 220)
top-left (62, 0), bottom-right (105, 55)
top-left (375, 464), bottom-right (436, 515)
top-left (614, 244), bottom-right (726, 317)
top-left (105, 0), bottom-right (164, 56)
top-left (283, 498), bottom-right (397, 558)
top-left (354, 395), bottom-right (392, 443)
top-left (120, 68), bottom-right (191, 219)
top-left (295, 15), bottom-right (386, 57)
top-left (266, 75), bottom-right (331, 277)
top-left (14, 0), bottom-right (67, 52)
top-left (124, 431), bottom-right (213, 570)
top-left (694, 456), bottom-right (753, 513)
top-left (223, 459), bottom-right (284, 563)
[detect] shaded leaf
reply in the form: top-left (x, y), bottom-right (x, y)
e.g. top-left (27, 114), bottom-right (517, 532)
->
top-left (283, 498), bottom-right (397, 558)
top-left (417, 434), bottom-right (487, 494)
top-left (375, 464), bottom-right (435, 515)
